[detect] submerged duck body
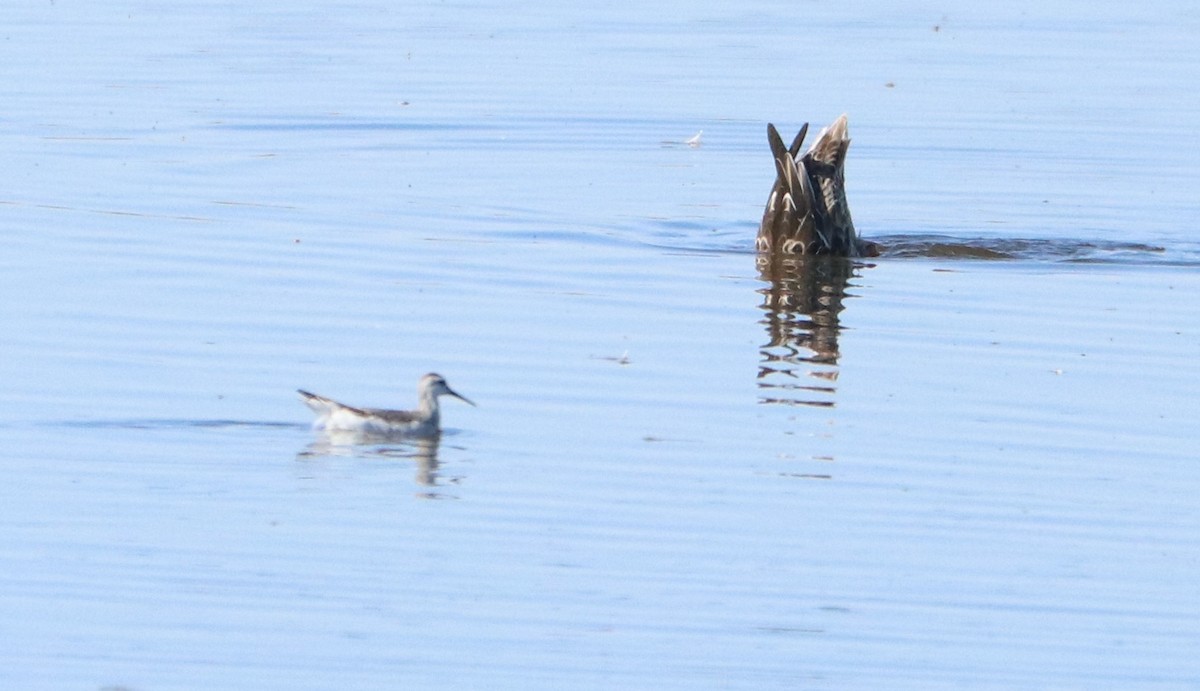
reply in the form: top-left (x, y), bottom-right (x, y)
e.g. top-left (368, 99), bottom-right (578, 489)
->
top-left (298, 372), bottom-right (474, 438)
top-left (757, 114), bottom-right (874, 258)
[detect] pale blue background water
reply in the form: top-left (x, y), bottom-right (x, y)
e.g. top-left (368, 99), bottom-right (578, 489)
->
top-left (3, 2), bottom-right (1199, 689)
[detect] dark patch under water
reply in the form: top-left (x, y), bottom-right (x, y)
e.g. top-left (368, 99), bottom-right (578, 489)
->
top-left (645, 220), bottom-right (1185, 265)
top-left (874, 234), bottom-right (1170, 263)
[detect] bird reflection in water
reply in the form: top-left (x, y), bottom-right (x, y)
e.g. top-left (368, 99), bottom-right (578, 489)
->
top-left (755, 253), bottom-right (864, 407)
top-left (297, 433), bottom-right (454, 496)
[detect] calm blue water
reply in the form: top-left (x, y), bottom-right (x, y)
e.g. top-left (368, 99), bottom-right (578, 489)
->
top-left (3, 2), bottom-right (1199, 689)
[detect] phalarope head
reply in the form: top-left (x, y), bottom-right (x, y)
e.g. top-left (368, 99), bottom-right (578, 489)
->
top-left (420, 373), bottom-right (475, 408)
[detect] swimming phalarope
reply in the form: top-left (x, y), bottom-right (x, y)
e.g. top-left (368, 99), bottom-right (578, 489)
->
top-left (757, 114), bottom-right (877, 257)
top-left (298, 373), bottom-right (474, 438)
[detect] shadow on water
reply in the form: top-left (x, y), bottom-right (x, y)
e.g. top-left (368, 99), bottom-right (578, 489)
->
top-left (755, 254), bottom-right (865, 408)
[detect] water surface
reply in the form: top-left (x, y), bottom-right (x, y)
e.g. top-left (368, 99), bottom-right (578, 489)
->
top-left (2, 2), bottom-right (1199, 689)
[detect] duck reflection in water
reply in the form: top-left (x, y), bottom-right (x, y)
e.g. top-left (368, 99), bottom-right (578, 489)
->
top-left (756, 254), bottom-right (861, 407)
top-left (755, 115), bottom-right (874, 407)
